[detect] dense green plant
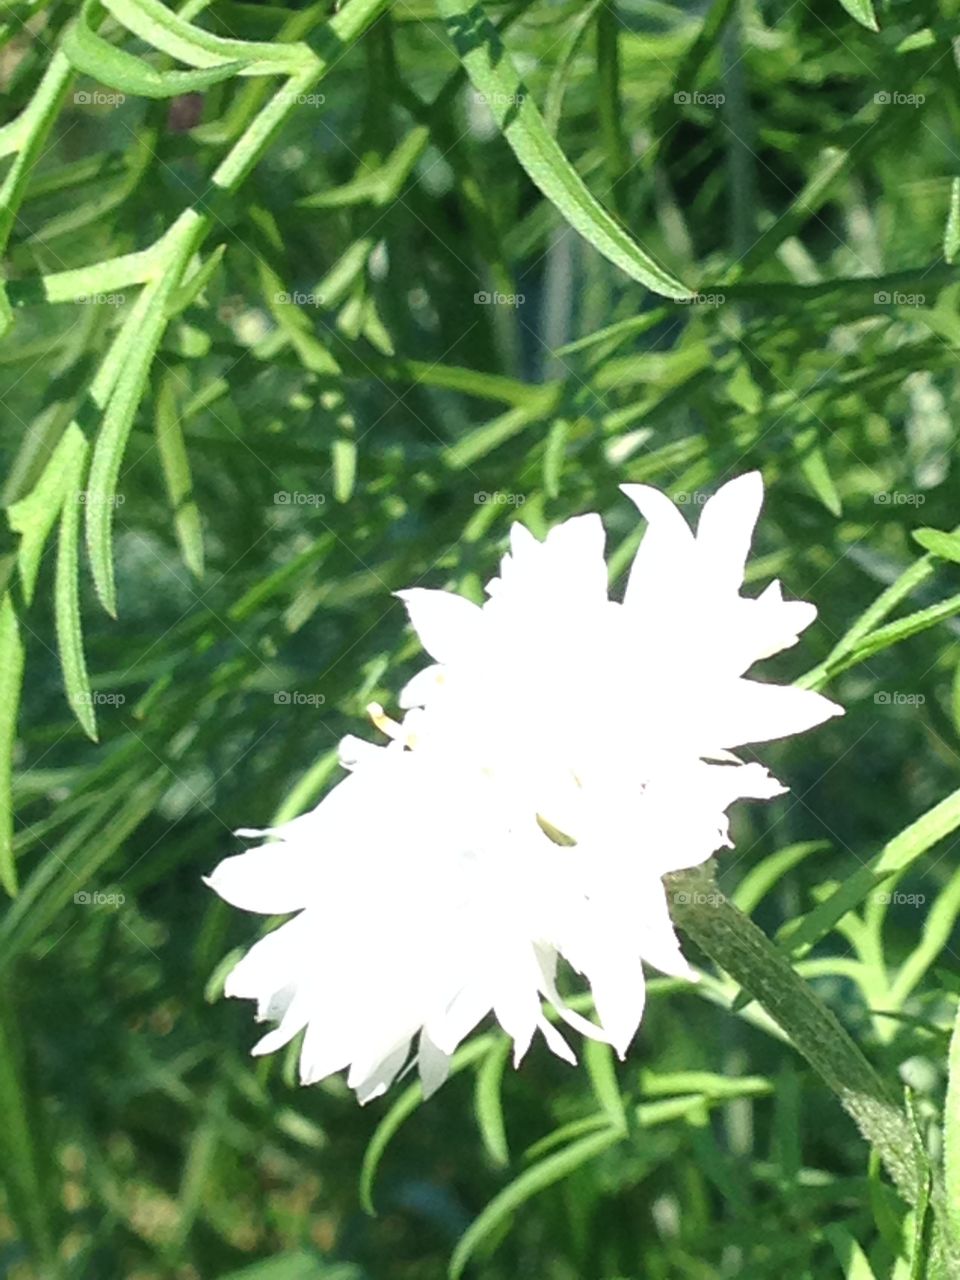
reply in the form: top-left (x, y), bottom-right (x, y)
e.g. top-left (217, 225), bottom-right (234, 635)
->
top-left (3, 0), bottom-right (960, 1276)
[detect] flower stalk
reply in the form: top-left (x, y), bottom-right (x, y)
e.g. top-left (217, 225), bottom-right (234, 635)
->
top-left (667, 860), bottom-right (960, 1276)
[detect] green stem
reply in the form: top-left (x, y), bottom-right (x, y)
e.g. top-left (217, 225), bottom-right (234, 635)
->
top-left (666, 862), bottom-right (960, 1276)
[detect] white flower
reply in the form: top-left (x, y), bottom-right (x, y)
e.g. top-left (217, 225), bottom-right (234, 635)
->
top-left (207, 473), bottom-right (841, 1102)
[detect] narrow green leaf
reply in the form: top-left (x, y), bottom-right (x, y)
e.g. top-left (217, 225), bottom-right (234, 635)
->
top-left (63, 18), bottom-right (244, 97)
top-left (733, 841), bottom-right (830, 915)
top-left (101, 0), bottom-right (309, 71)
top-left (445, 402), bottom-right (551, 470)
top-left (6, 423), bottom-right (86, 604)
top-left (449, 1127), bottom-right (622, 1279)
top-left (360, 1035), bottom-right (493, 1214)
top-left (912, 528), bottom-right (960, 563)
top-left (85, 210), bottom-right (203, 614)
top-left (55, 435), bottom-right (97, 741)
top-left (823, 1225), bottom-right (879, 1279)
top-left (474, 1037), bottom-right (511, 1166)
top-left (166, 243), bottom-right (226, 317)
top-left (583, 1039), bottom-right (627, 1132)
top-left (543, 417), bottom-right (568, 498)
top-left (945, 178), bottom-right (960, 265)
top-left (0, 596), bottom-right (25, 897)
top-left (434, 0), bottom-right (690, 299)
top-left (156, 372), bottom-right (205, 578)
top-left (796, 428), bottom-right (842, 516)
top-left (837, 0), bottom-right (879, 31)
top-left (332, 438), bottom-right (357, 504)
top-left (780, 787), bottom-right (960, 958)
top-left (944, 1003), bottom-right (960, 1255)
top-left (827, 591), bottom-right (960, 676)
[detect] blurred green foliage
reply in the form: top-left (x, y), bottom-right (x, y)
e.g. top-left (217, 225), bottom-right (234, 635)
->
top-left (3, 0), bottom-right (960, 1276)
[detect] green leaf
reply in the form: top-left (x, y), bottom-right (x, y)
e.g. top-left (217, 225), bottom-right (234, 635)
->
top-left (542, 417), bottom-right (568, 498)
top-left (63, 17), bottom-right (244, 98)
top-left (156, 372), bottom-right (204, 578)
top-left (474, 1037), bottom-right (511, 1166)
top-left (332, 438), bottom-right (357, 504)
top-left (780, 787), bottom-right (960, 958)
top-left (836, 0), bottom-right (879, 31)
top-left (448, 1126), bottom-right (623, 1279)
top-left (360, 1035), bottom-right (493, 1214)
top-left (796, 428), bottom-right (842, 516)
top-left (944, 1004), bottom-right (960, 1255)
top-left (167, 244), bottom-right (226, 317)
top-left (101, 0), bottom-right (309, 72)
top-left (55, 435), bottom-right (97, 741)
top-left (945, 178), bottom-right (960, 265)
top-left (85, 210), bottom-right (203, 614)
top-left (912, 528), bottom-right (960, 563)
top-left (434, 0), bottom-right (690, 299)
top-left (0, 596), bottom-right (25, 898)
top-left (823, 1224), bottom-right (879, 1279)
top-left (583, 1039), bottom-right (627, 1132)
top-left (6, 423), bottom-right (86, 604)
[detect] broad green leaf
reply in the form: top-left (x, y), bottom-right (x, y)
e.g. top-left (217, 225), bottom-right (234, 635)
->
top-left (63, 18), bottom-right (244, 97)
top-left (912, 528), bottom-right (960, 563)
top-left (448, 1126), bottom-right (623, 1279)
top-left (54, 435), bottom-right (97, 740)
top-left (434, 0), bottom-right (690, 299)
top-left (837, 0), bottom-right (879, 31)
top-left (6, 423), bottom-right (86, 604)
top-left (0, 596), bottom-right (24, 898)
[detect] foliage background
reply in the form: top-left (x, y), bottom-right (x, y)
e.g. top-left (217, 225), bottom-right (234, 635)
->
top-left (3, 0), bottom-right (960, 1277)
